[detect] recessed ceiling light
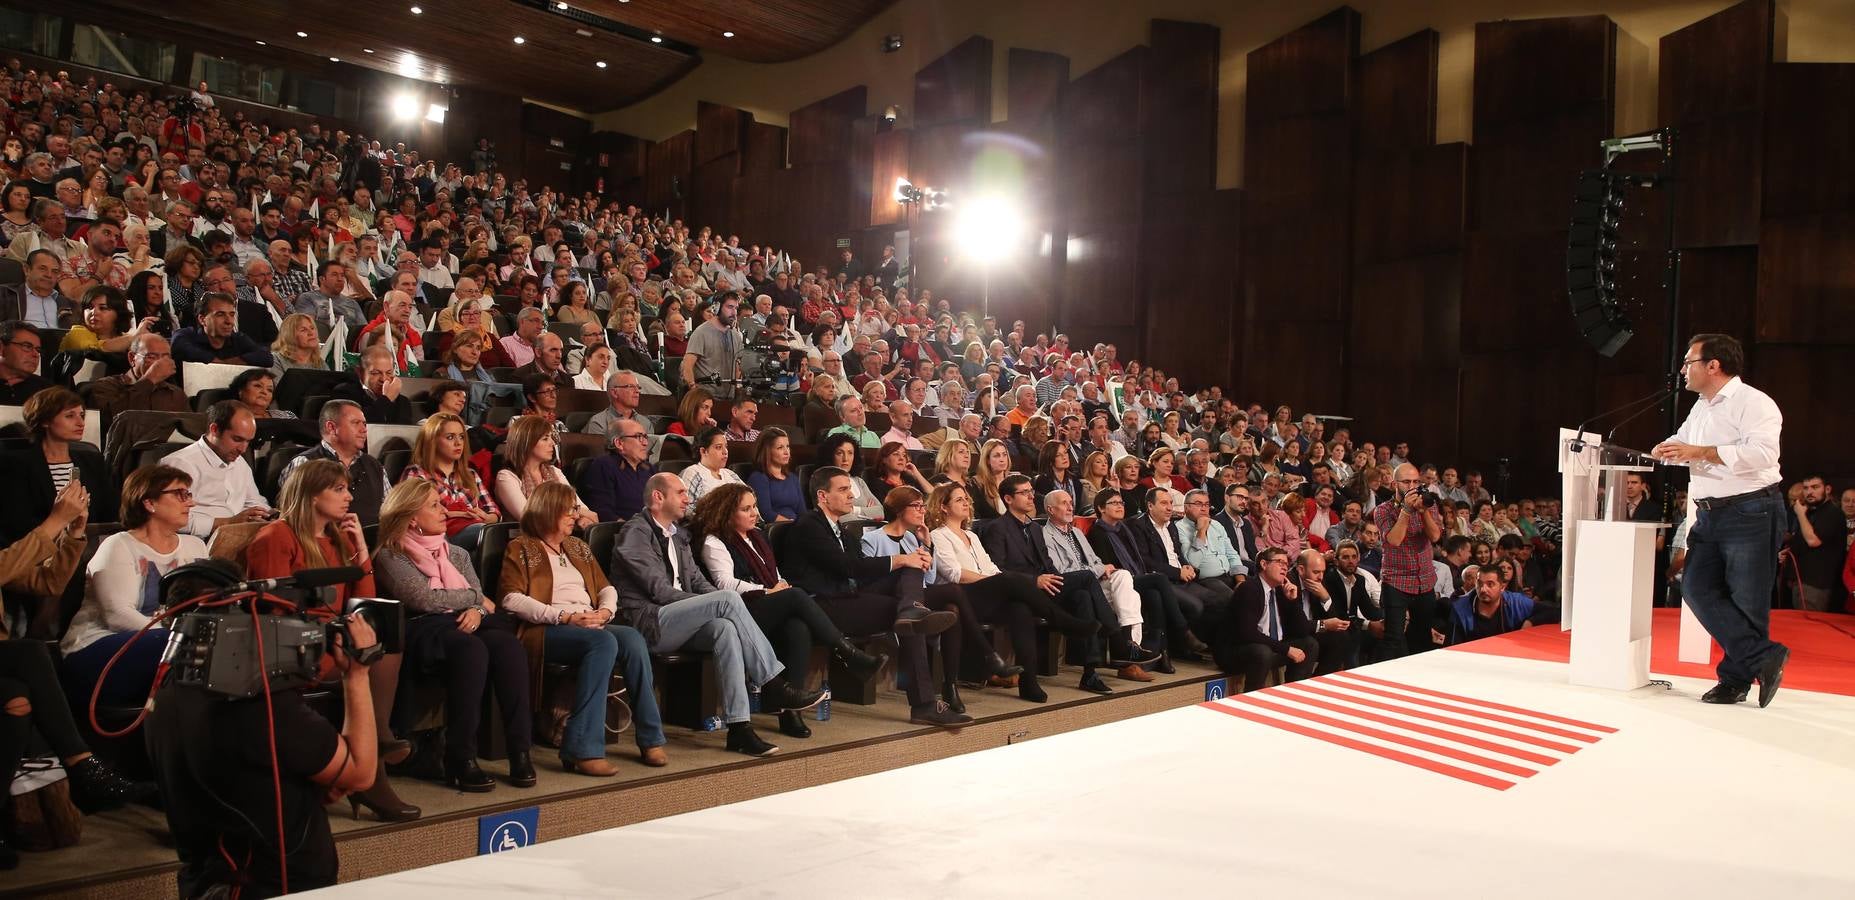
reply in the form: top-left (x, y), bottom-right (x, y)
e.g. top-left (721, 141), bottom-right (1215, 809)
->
top-left (556, 1), bottom-right (569, 8)
top-left (513, 36), bottom-right (525, 44)
top-left (650, 35), bottom-right (662, 43)
top-left (255, 40), bottom-right (266, 46)
top-left (595, 61), bottom-right (607, 68)
top-left (723, 31), bottom-right (734, 38)
top-left (296, 31), bottom-right (308, 38)
top-left (409, 5), bottom-right (422, 14)
top-left (362, 48), bottom-right (374, 53)
top-left (329, 57), bottom-right (340, 62)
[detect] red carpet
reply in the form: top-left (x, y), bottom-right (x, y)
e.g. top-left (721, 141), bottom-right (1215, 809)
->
top-left (1450, 608), bottom-right (1855, 697)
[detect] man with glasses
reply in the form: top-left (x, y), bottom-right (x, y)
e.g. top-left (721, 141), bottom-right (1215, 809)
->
top-left (1372, 462), bottom-right (1443, 660)
top-left (1652, 332), bottom-right (1788, 707)
top-left (518, 373), bottom-right (568, 432)
top-left (0, 320), bottom-right (51, 405)
top-left (162, 400), bottom-right (270, 539)
top-left (1213, 479), bottom-right (1261, 569)
top-left (1214, 547), bottom-right (1318, 692)
top-left (583, 370), bottom-right (649, 438)
top-left (566, 321), bottom-right (606, 375)
top-left (91, 333), bottom-right (188, 421)
top-left (579, 417), bottom-right (657, 522)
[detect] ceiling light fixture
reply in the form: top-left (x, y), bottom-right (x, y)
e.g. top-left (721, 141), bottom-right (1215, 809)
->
top-left (329, 56), bottom-right (340, 62)
top-left (723, 31), bottom-right (735, 38)
top-left (556, 1), bottom-right (569, 8)
top-left (362, 48), bottom-right (374, 53)
top-left (650, 35), bottom-right (663, 43)
top-left (296, 31), bottom-right (308, 37)
top-left (513, 36), bottom-right (526, 44)
top-left (595, 61), bottom-right (608, 68)
top-left (409, 5), bottom-right (422, 14)
top-left (255, 40), bottom-right (266, 46)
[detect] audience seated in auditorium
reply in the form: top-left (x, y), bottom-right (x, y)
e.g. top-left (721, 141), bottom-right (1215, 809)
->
top-left (0, 319), bottom-right (51, 405)
top-left (172, 292), bottom-right (273, 366)
top-left (1215, 547), bottom-right (1318, 692)
top-left (495, 415), bottom-right (597, 529)
top-left (402, 411), bottom-right (500, 542)
top-left (612, 473), bottom-right (821, 755)
top-left (691, 482), bottom-right (887, 738)
top-left (1043, 488), bottom-right (1179, 672)
top-left (228, 367), bottom-right (296, 420)
top-left (88, 332), bottom-right (187, 420)
top-left (825, 394), bottom-right (880, 449)
top-left (1442, 566), bottom-right (1548, 646)
top-left (372, 479), bottom-right (533, 791)
top-left (160, 400), bottom-right (269, 540)
top-left (745, 426), bottom-right (804, 523)
top-left (281, 398), bottom-right (390, 526)
top-left (269, 312), bottom-right (328, 375)
top-left (679, 426), bottom-right (744, 516)
top-left (816, 432), bottom-right (883, 521)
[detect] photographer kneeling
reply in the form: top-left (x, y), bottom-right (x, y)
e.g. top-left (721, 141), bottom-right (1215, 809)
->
top-left (146, 606), bottom-right (380, 898)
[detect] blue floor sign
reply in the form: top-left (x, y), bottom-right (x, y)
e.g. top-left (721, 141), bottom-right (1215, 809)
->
top-left (1204, 678), bottom-right (1228, 702)
top-left (478, 806), bottom-right (540, 855)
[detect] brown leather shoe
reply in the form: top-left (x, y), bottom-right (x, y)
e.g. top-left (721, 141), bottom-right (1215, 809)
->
top-left (566, 757), bottom-right (620, 777)
top-left (1117, 664), bottom-right (1155, 683)
top-left (639, 746), bottom-right (668, 767)
top-left (986, 673), bottom-right (1020, 689)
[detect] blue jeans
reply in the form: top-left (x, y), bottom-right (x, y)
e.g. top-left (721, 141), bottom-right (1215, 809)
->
top-left (652, 591), bottom-right (783, 724)
top-left (61, 629), bottom-right (169, 708)
top-left (1683, 487), bottom-right (1784, 686)
top-left (542, 622), bottom-right (665, 762)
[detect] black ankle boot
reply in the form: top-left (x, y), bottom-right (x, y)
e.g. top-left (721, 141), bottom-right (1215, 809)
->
top-left (761, 675), bottom-right (826, 713)
top-left (725, 722), bottom-right (780, 757)
top-left (777, 709), bottom-right (813, 739)
top-left (66, 756), bottom-right (156, 813)
top-left (832, 638), bottom-right (888, 680)
top-left (445, 758), bottom-right (497, 793)
top-left (942, 681), bottom-right (966, 714)
top-left (507, 750), bottom-right (537, 788)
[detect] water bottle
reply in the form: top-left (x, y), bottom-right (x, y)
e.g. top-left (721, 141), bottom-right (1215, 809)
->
top-left (748, 688), bottom-right (762, 714)
top-left (700, 714), bottom-right (724, 732)
top-left (815, 687), bottom-right (832, 722)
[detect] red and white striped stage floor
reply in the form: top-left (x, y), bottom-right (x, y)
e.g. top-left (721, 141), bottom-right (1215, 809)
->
top-left (310, 614), bottom-right (1855, 899)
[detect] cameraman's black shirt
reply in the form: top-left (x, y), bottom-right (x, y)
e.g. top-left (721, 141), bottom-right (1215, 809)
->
top-left (147, 684), bottom-right (340, 898)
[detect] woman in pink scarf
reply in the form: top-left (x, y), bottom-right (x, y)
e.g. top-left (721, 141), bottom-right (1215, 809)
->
top-left (371, 480), bottom-right (535, 794)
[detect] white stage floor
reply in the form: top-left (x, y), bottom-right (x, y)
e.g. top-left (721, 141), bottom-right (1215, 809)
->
top-left (308, 647), bottom-right (1855, 899)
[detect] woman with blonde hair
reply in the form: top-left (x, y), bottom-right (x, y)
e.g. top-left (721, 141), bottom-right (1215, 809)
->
top-left (801, 376), bottom-right (839, 444)
top-left (1112, 455), bottom-right (1144, 493)
top-left (971, 439), bottom-right (1013, 521)
top-left (246, 459), bottom-right (419, 822)
top-left (372, 479), bottom-right (534, 791)
top-left (270, 311), bottom-right (326, 374)
top-left (401, 412), bottom-right (500, 541)
top-left (931, 437), bottom-right (974, 488)
top-left (499, 482), bottom-right (666, 774)
top-left (1078, 450), bottom-right (1112, 513)
top-left (494, 414), bottom-right (597, 529)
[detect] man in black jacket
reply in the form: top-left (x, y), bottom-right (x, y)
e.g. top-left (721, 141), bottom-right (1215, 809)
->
top-left (780, 466), bottom-right (969, 726)
top-left (331, 345), bottom-right (413, 424)
top-left (1213, 483), bottom-right (1261, 569)
top-left (1087, 487), bottom-right (1209, 662)
top-left (1321, 540), bottom-right (1386, 671)
top-left (278, 399), bottom-right (390, 527)
top-left (980, 474), bottom-right (1119, 694)
top-left (1129, 488), bottom-right (1233, 638)
top-left (1215, 547), bottom-right (1318, 692)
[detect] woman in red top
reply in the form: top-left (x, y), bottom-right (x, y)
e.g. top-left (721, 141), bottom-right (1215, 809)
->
top-left (667, 386), bottom-right (716, 437)
top-left (401, 413), bottom-right (501, 540)
top-left (246, 459), bottom-right (420, 822)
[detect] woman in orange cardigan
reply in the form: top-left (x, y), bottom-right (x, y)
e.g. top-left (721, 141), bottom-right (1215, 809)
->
top-left (246, 458), bottom-right (418, 823)
top-left (497, 482), bottom-right (667, 775)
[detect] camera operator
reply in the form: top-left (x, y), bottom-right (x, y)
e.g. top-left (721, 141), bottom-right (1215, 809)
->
top-left (147, 609), bottom-right (380, 898)
top-left (1371, 462), bottom-right (1443, 661)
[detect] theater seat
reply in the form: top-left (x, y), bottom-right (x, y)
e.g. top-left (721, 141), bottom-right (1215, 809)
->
top-left (474, 522), bottom-right (520, 590)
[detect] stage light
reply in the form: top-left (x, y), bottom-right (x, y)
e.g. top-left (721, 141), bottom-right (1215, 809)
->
top-left (557, 2), bottom-right (570, 8)
top-left (426, 103), bottom-right (447, 124)
top-left (409, 5), bottom-right (422, 13)
top-left (955, 195), bottom-right (1023, 257)
top-left (513, 36), bottom-right (526, 44)
top-left (328, 56), bottom-right (340, 62)
top-left (596, 61), bottom-right (608, 69)
top-left (297, 31), bottom-right (309, 38)
top-left (391, 93), bottom-right (420, 120)
top-left (894, 178), bottom-right (923, 205)
top-left (362, 48), bottom-right (374, 53)
top-left (650, 35), bottom-right (663, 43)
top-left (723, 31), bottom-right (735, 38)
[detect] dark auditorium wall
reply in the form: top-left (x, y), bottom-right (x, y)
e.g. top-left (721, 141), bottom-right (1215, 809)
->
top-left (586, 0), bottom-right (1851, 492)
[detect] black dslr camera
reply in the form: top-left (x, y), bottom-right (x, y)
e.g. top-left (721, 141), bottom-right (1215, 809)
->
top-left (159, 562), bottom-right (403, 700)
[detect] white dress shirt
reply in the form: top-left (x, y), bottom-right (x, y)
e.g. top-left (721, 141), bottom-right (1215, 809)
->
top-left (1663, 376), bottom-right (1782, 500)
top-left (701, 533), bottom-right (780, 594)
top-left (162, 438), bottom-right (269, 537)
top-left (930, 525), bottom-right (999, 583)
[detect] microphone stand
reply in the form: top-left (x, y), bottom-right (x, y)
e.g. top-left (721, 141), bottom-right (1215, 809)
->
top-left (1569, 384), bottom-right (1675, 454)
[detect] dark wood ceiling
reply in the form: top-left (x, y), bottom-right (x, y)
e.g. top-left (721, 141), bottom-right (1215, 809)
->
top-left (61, 0), bottom-right (894, 112)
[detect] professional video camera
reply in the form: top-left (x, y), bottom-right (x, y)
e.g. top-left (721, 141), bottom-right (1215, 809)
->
top-left (151, 562), bottom-right (403, 702)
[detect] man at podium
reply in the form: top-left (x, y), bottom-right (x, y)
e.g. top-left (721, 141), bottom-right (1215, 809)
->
top-left (1651, 333), bottom-right (1787, 707)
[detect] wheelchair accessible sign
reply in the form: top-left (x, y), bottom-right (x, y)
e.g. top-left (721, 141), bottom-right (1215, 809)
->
top-left (478, 806), bottom-right (540, 855)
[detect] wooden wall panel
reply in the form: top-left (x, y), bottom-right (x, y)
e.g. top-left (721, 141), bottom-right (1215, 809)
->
top-left (1472, 16), bottom-right (1616, 140)
top-left (788, 87), bottom-right (868, 167)
top-left (1055, 48), bottom-right (1148, 345)
top-left (1141, 190), bottom-right (1241, 391)
top-left (743, 122), bottom-right (789, 174)
top-left (1753, 346), bottom-right (1855, 484)
top-left (691, 155), bottom-right (738, 238)
top-left (1007, 49), bottom-right (1069, 126)
top-left (1659, 0), bottom-right (1782, 248)
top-left (1143, 20), bottom-right (1219, 197)
top-left (1757, 63), bottom-right (1855, 346)
top-left (645, 130), bottom-right (694, 220)
top-left (696, 102), bottom-right (749, 164)
top-left (868, 130), bottom-right (913, 228)
top-left (1240, 8), bottom-right (1358, 411)
top-left (914, 36), bottom-right (994, 129)
top-left (1355, 30), bottom-right (1438, 154)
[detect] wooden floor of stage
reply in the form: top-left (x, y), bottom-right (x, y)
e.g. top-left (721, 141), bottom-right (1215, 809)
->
top-left (11, 659), bottom-right (1225, 899)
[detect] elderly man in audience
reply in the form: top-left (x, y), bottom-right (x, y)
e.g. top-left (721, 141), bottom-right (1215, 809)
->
top-left (500, 307), bottom-right (544, 368)
top-left (513, 331), bottom-right (573, 392)
top-left (333, 345), bottom-right (415, 424)
top-left (1042, 489), bottom-right (1176, 676)
top-left (281, 399), bottom-right (392, 527)
top-left (234, 257), bottom-right (293, 345)
top-left (355, 290), bottom-right (425, 375)
top-left (88, 331), bottom-right (188, 420)
top-left (1130, 487), bottom-right (1233, 638)
top-left (579, 415), bottom-right (657, 523)
top-left (825, 394), bottom-right (881, 449)
top-left (2, 249), bottom-right (75, 329)
top-left (161, 400), bottom-right (269, 540)
top-left (612, 473), bottom-right (821, 756)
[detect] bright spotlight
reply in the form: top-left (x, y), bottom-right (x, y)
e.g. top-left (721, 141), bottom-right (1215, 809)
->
top-left (954, 195), bottom-right (1024, 260)
top-left (425, 103), bottom-right (447, 124)
top-left (390, 93), bottom-right (420, 120)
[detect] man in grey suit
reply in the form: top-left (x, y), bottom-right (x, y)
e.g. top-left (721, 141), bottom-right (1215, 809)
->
top-left (610, 472), bottom-right (821, 757)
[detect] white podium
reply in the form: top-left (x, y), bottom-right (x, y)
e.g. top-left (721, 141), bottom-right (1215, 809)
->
top-left (1559, 428), bottom-right (1666, 690)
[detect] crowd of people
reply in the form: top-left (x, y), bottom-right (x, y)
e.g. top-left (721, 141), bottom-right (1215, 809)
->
top-left (0, 61), bottom-right (1848, 898)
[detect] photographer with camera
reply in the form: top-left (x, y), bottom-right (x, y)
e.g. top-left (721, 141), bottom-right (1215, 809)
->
top-left (147, 602), bottom-right (381, 898)
top-left (1371, 462), bottom-right (1444, 661)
